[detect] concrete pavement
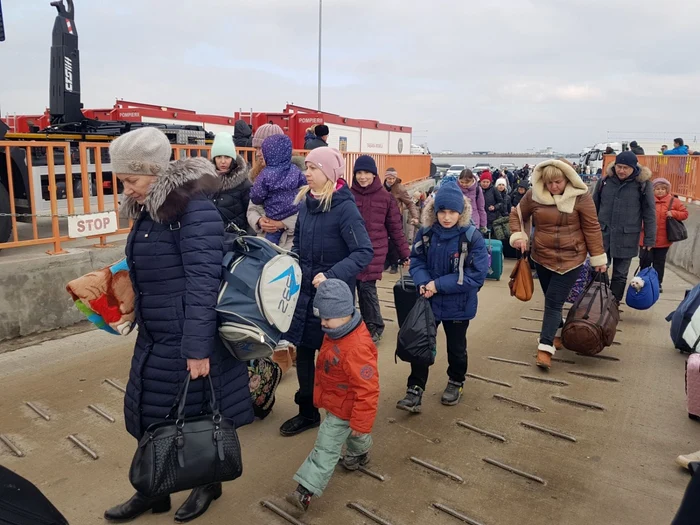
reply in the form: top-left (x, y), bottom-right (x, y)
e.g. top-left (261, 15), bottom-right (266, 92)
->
top-left (1, 261), bottom-right (698, 524)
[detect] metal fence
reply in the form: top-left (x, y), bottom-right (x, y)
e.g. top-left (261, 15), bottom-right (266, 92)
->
top-left (0, 140), bottom-right (431, 254)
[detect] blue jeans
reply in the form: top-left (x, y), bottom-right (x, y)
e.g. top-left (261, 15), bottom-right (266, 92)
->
top-left (535, 263), bottom-right (580, 349)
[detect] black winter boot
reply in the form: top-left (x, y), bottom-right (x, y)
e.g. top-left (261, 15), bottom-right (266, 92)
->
top-left (396, 386), bottom-right (423, 413)
top-left (280, 395), bottom-right (320, 437)
top-left (104, 492), bottom-right (171, 522)
top-left (174, 483), bottom-right (222, 523)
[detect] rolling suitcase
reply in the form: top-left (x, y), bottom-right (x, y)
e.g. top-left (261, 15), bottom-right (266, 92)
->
top-left (393, 266), bottom-right (418, 328)
top-left (686, 353), bottom-right (700, 421)
top-left (485, 236), bottom-right (504, 281)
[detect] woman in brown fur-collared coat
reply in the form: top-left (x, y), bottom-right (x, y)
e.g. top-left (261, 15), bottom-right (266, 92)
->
top-left (509, 159), bottom-right (607, 370)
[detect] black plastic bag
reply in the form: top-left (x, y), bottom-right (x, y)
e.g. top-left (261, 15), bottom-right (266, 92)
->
top-left (395, 297), bottom-right (437, 366)
top-left (0, 464), bottom-right (69, 524)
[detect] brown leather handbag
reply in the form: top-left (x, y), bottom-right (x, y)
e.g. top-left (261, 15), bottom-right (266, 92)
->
top-left (508, 206), bottom-right (534, 302)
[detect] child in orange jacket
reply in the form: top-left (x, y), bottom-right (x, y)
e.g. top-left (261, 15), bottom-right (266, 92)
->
top-left (287, 279), bottom-right (379, 512)
top-left (639, 178), bottom-right (689, 292)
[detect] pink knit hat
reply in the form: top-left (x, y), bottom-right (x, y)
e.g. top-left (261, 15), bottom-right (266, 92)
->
top-left (652, 177), bottom-right (671, 188)
top-left (305, 148), bottom-right (346, 184)
top-left (252, 123), bottom-right (285, 148)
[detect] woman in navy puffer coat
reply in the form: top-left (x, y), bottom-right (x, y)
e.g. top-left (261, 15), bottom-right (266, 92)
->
top-left (280, 147), bottom-right (373, 438)
top-left (104, 128), bottom-right (253, 524)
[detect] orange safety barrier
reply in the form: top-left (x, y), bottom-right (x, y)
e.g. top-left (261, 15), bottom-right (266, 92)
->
top-left (0, 141), bottom-right (432, 254)
top-left (602, 154), bottom-right (700, 202)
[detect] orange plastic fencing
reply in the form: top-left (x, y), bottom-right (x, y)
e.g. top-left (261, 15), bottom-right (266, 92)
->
top-left (602, 154), bottom-right (700, 201)
top-left (0, 141), bottom-right (432, 254)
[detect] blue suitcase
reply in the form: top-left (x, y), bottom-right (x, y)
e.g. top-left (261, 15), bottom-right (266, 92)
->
top-left (485, 238), bottom-right (504, 281)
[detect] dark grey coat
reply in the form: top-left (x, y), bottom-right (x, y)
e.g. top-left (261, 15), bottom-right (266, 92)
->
top-left (593, 164), bottom-right (656, 259)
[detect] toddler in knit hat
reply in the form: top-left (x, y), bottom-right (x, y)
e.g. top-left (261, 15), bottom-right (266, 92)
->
top-left (288, 279), bottom-right (379, 512)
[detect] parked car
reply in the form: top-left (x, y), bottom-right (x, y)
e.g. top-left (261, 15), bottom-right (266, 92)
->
top-left (472, 163), bottom-right (492, 174)
top-left (499, 163), bottom-right (517, 172)
top-left (445, 164), bottom-right (466, 178)
top-left (435, 163), bottom-right (451, 178)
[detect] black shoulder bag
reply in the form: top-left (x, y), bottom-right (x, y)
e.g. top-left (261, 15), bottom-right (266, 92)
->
top-left (666, 197), bottom-right (688, 242)
top-left (129, 375), bottom-right (243, 498)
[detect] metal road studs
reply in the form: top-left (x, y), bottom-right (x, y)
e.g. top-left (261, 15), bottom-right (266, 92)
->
top-left (456, 421), bottom-right (507, 443)
top-left (552, 395), bottom-right (607, 412)
top-left (87, 404), bottom-right (115, 423)
top-left (576, 353), bottom-right (620, 362)
top-left (0, 434), bottom-right (24, 457)
top-left (347, 502), bottom-right (394, 525)
top-left (25, 402), bottom-right (51, 421)
top-left (482, 458), bottom-right (547, 485)
top-left (511, 327), bottom-right (541, 335)
top-left (520, 375), bottom-right (570, 387)
top-left (466, 373), bottom-right (512, 388)
top-left (67, 434), bottom-right (98, 460)
top-left (409, 456), bottom-right (464, 483)
top-left (493, 394), bottom-right (543, 412)
top-left (487, 356), bottom-right (531, 367)
top-left (337, 457), bottom-right (386, 482)
top-left (103, 378), bottom-right (126, 393)
top-left (432, 503), bottom-right (487, 525)
top-left (520, 421), bottom-right (578, 443)
top-left (260, 500), bottom-right (308, 525)
top-left (568, 371), bottom-right (620, 383)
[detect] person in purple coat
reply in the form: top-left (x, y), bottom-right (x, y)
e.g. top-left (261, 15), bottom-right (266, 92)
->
top-left (350, 156), bottom-right (410, 342)
top-left (250, 134), bottom-right (307, 245)
top-left (457, 169), bottom-right (487, 231)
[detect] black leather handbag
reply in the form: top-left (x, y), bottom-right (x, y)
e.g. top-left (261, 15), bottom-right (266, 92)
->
top-left (666, 197), bottom-right (688, 242)
top-left (129, 375), bottom-right (243, 498)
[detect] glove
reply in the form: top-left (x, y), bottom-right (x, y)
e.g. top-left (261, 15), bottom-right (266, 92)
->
top-left (480, 227), bottom-right (489, 235)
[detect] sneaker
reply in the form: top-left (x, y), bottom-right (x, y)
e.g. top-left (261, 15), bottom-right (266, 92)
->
top-left (396, 386), bottom-right (423, 413)
top-left (286, 485), bottom-right (312, 512)
top-left (389, 266), bottom-right (398, 275)
top-left (676, 450), bottom-right (700, 470)
top-left (536, 348), bottom-right (552, 370)
top-left (342, 452), bottom-right (370, 471)
top-left (441, 380), bottom-right (463, 406)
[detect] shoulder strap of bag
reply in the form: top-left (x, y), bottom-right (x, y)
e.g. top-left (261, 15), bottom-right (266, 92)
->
top-left (456, 225), bottom-right (477, 286)
top-left (668, 196), bottom-right (675, 214)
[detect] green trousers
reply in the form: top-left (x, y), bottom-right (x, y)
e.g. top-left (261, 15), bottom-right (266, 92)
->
top-left (293, 412), bottom-right (373, 496)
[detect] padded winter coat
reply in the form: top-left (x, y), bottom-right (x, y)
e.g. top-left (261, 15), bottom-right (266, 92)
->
top-left (410, 197), bottom-right (489, 322)
top-left (121, 157), bottom-right (253, 440)
top-left (314, 321), bottom-right (379, 434)
top-left (287, 183), bottom-right (374, 349)
top-left (482, 184), bottom-right (504, 228)
top-left (385, 178), bottom-right (420, 222)
top-left (640, 193), bottom-right (689, 248)
top-left (593, 163), bottom-right (656, 258)
top-left (509, 160), bottom-right (607, 275)
top-left (350, 176), bottom-right (409, 282)
top-left (210, 155), bottom-right (253, 233)
top-left (459, 182), bottom-right (487, 229)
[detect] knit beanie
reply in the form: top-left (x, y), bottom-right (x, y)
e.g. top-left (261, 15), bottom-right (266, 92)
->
top-left (252, 123), bottom-right (285, 148)
top-left (385, 167), bottom-right (398, 177)
top-left (434, 181), bottom-right (465, 214)
top-left (305, 147), bottom-right (346, 184)
top-left (211, 132), bottom-right (237, 159)
top-left (615, 151), bottom-right (638, 168)
top-left (353, 155), bottom-right (377, 176)
top-left (109, 127), bottom-right (172, 176)
top-left (313, 279), bottom-right (355, 319)
top-left (480, 170), bottom-right (493, 182)
top-left (495, 177), bottom-right (508, 189)
top-left (314, 124), bottom-right (330, 137)
top-left (652, 177), bottom-right (671, 188)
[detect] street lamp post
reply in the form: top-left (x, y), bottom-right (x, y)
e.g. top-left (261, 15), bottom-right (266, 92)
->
top-left (317, 0), bottom-right (322, 110)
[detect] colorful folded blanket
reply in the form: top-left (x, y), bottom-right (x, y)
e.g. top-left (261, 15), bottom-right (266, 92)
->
top-left (66, 259), bottom-right (135, 335)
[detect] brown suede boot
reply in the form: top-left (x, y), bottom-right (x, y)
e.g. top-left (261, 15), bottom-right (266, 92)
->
top-left (553, 337), bottom-right (563, 351)
top-left (536, 343), bottom-right (554, 370)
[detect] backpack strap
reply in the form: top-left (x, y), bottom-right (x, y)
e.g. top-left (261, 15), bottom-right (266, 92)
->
top-left (457, 225), bottom-right (477, 285)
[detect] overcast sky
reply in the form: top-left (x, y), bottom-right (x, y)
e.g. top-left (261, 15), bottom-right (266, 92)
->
top-left (2, 0), bottom-right (699, 152)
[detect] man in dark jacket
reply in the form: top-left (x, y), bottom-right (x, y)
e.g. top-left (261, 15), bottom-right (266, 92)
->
top-left (629, 141), bottom-right (645, 155)
top-left (304, 124), bottom-right (330, 150)
top-left (233, 119), bottom-right (253, 148)
top-left (593, 151), bottom-right (656, 302)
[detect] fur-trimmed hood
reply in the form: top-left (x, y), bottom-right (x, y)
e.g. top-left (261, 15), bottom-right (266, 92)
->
top-left (217, 155), bottom-right (250, 192)
top-left (531, 159), bottom-right (588, 214)
top-left (120, 157), bottom-right (220, 223)
top-left (604, 163), bottom-right (653, 183)
top-left (421, 195), bottom-right (473, 228)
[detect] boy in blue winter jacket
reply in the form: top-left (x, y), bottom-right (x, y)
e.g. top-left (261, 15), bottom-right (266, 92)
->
top-left (396, 182), bottom-right (489, 411)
